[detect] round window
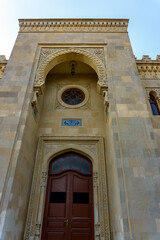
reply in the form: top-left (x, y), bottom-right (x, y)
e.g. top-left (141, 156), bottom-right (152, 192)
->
top-left (61, 88), bottom-right (85, 105)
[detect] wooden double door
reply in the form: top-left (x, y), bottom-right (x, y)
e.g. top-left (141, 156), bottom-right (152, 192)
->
top-left (42, 153), bottom-right (94, 240)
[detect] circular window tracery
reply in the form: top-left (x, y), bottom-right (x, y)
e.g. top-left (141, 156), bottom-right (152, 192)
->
top-left (57, 85), bottom-right (89, 109)
top-left (62, 88), bottom-right (85, 105)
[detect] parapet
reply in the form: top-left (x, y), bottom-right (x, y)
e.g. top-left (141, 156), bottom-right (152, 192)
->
top-left (136, 55), bottom-right (160, 80)
top-left (0, 55), bottom-right (7, 79)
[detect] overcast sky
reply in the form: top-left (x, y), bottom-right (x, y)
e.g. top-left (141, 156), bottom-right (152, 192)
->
top-left (0, 0), bottom-right (159, 59)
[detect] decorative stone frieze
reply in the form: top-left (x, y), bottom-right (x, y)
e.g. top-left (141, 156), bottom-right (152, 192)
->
top-left (19, 19), bottom-right (129, 33)
top-left (39, 47), bottom-right (105, 65)
top-left (136, 55), bottom-right (160, 80)
top-left (0, 55), bottom-right (7, 79)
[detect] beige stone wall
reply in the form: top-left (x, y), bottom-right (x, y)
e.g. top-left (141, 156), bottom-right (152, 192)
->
top-left (105, 37), bottom-right (160, 239)
top-left (0, 33), bottom-right (40, 240)
top-left (0, 19), bottom-right (160, 240)
top-left (39, 73), bottom-right (104, 137)
top-left (137, 55), bottom-right (160, 149)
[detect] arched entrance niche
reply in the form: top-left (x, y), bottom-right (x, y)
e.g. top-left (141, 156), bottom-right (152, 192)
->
top-left (41, 151), bottom-right (94, 240)
top-left (31, 48), bottom-right (109, 112)
top-left (34, 48), bottom-right (108, 93)
top-left (24, 138), bottom-right (110, 240)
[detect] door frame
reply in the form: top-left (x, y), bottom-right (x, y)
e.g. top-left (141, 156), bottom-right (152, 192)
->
top-left (23, 137), bottom-right (110, 240)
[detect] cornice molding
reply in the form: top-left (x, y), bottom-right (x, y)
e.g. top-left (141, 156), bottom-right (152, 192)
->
top-left (19, 19), bottom-right (129, 33)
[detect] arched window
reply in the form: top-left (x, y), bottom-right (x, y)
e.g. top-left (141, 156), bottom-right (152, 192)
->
top-left (149, 93), bottom-right (160, 115)
top-left (49, 152), bottom-right (92, 175)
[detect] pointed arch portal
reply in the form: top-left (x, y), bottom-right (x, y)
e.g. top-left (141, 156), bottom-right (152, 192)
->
top-left (41, 152), bottom-right (94, 240)
top-left (34, 48), bottom-right (107, 92)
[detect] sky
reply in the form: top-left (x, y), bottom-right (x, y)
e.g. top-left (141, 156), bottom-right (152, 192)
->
top-left (0, 0), bottom-right (159, 60)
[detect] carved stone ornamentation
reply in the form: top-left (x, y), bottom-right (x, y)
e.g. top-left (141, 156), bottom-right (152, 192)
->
top-left (34, 222), bottom-right (41, 240)
top-left (102, 90), bottom-right (109, 108)
top-left (31, 85), bottom-right (45, 117)
top-left (38, 47), bottom-right (105, 65)
top-left (34, 47), bottom-right (107, 93)
top-left (86, 48), bottom-right (105, 64)
top-left (80, 144), bottom-right (97, 156)
top-left (146, 88), bottom-right (160, 99)
top-left (19, 19), bottom-right (128, 33)
top-left (93, 172), bottom-right (99, 187)
top-left (95, 222), bottom-right (100, 240)
top-left (0, 55), bottom-right (7, 79)
top-left (136, 55), bottom-right (160, 80)
top-left (41, 171), bottom-right (48, 187)
top-left (23, 160), bottom-right (41, 240)
top-left (31, 91), bottom-right (40, 109)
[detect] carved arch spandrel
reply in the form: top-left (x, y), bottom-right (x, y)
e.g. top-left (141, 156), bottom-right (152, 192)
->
top-left (42, 145), bottom-right (97, 171)
top-left (34, 48), bottom-right (108, 92)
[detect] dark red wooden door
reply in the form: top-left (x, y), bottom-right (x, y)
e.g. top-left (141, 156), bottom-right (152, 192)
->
top-left (42, 153), bottom-right (94, 240)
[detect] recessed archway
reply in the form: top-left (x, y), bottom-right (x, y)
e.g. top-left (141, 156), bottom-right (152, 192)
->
top-left (34, 48), bottom-right (107, 91)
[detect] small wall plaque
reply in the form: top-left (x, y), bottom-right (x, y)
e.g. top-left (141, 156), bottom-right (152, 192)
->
top-left (62, 119), bottom-right (82, 126)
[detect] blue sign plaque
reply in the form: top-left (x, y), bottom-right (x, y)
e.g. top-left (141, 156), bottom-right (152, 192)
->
top-left (62, 119), bottom-right (82, 126)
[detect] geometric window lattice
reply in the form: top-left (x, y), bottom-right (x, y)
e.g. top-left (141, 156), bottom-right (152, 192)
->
top-left (149, 93), bottom-right (160, 115)
top-left (50, 153), bottom-right (91, 175)
top-left (62, 88), bottom-right (85, 105)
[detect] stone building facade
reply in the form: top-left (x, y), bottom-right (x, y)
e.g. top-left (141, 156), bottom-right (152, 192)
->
top-left (0, 18), bottom-right (160, 240)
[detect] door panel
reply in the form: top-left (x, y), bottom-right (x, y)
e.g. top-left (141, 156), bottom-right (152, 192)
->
top-left (71, 233), bottom-right (90, 240)
top-left (72, 204), bottom-right (89, 217)
top-left (47, 232), bottom-right (65, 240)
top-left (49, 203), bottom-right (66, 217)
top-left (73, 176), bottom-right (89, 192)
top-left (42, 154), bottom-right (94, 240)
top-left (47, 221), bottom-right (65, 228)
top-left (51, 176), bottom-right (67, 192)
top-left (72, 221), bottom-right (89, 228)
top-left (42, 174), bottom-right (69, 240)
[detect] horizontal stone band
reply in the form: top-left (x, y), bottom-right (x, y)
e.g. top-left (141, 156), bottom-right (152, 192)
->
top-left (19, 19), bottom-right (129, 33)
